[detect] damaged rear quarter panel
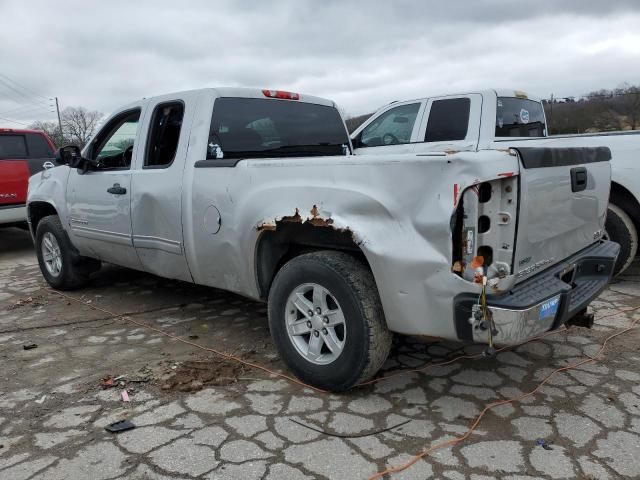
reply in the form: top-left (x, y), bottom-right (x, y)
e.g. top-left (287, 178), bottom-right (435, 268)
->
top-left (185, 149), bottom-right (519, 338)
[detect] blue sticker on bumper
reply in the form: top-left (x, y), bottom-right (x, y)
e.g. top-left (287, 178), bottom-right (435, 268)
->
top-left (539, 296), bottom-right (560, 320)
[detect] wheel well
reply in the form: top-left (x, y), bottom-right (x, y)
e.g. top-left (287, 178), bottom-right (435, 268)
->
top-left (255, 222), bottom-right (372, 300)
top-left (610, 182), bottom-right (640, 231)
top-left (28, 202), bottom-right (58, 234)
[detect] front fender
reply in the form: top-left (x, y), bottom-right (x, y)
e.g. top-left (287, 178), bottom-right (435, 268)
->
top-left (27, 166), bottom-right (71, 227)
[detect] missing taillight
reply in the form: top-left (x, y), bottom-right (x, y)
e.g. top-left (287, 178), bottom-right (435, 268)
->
top-left (478, 183), bottom-right (492, 203)
top-left (478, 215), bottom-right (490, 234)
top-left (452, 176), bottom-right (518, 287)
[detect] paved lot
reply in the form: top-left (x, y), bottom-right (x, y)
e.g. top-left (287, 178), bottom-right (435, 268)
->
top-left (1, 226), bottom-right (639, 480)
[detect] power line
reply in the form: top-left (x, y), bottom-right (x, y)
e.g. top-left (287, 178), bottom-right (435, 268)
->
top-left (0, 72), bottom-right (50, 102)
top-left (0, 116), bottom-right (30, 127)
top-left (0, 103), bottom-right (52, 117)
top-left (0, 78), bottom-right (50, 109)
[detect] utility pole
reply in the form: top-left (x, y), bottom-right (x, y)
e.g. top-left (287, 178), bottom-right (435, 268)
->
top-left (54, 97), bottom-right (63, 140)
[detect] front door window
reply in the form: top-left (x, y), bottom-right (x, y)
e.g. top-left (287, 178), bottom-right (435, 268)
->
top-left (91, 111), bottom-right (140, 169)
top-left (358, 103), bottom-right (420, 147)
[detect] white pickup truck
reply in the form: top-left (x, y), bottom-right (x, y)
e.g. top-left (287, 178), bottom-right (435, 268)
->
top-left (27, 87), bottom-right (618, 391)
top-left (351, 89), bottom-right (639, 275)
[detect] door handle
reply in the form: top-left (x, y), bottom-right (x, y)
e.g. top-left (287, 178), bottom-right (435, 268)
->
top-left (107, 183), bottom-right (127, 195)
top-left (570, 167), bottom-right (587, 192)
top-left (43, 161), bottom-right (55, 169)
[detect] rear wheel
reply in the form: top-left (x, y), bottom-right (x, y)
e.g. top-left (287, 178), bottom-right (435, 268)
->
top-left (268, 251), bottom-right (392, 392)
top-left (605, 203), bottom-right (638, 276)
top-left (35, 215), bottom-right (100, 290)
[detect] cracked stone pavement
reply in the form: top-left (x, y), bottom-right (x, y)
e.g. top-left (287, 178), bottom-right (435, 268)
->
top-left (1, 227), bottom-right (639, 480)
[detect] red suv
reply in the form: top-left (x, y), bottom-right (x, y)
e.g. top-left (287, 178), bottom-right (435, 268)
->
top-left (0, 128), bottom-right (56, 228)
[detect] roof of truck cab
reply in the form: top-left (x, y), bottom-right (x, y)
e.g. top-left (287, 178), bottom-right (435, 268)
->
top-left (493, 89), bottom-right (542, 101)
top-left (380, 89), bottom-right (542, 107)
top-left (137, 87), bottom-right (336, 108)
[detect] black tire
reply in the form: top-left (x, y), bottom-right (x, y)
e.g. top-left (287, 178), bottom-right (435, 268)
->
top-left (605, 203), bottom-right (638, 276)
top-left (35, 215), bottom-right (100, 290)
top-left (268, 250), bottom-right (392, 392)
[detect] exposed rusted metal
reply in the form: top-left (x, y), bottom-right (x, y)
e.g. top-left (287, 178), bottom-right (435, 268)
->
top-left (257, 206), bottom-right (338, 231)
top-left (307, 204), bottom-right (334, 227)
top-left (280, 208), bottom-right (303, 223)
top-left (257, 223), bottom-right (276, 231)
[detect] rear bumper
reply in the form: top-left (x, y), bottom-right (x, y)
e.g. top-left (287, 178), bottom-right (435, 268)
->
top-left (0, 204), bottom-right (27, 225)
top-left (454, 240), bottom-right (620, 345)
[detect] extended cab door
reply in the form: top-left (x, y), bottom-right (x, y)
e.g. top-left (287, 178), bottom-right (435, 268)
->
top-left (351, 101), bottom-right (425, 154)
top-left (413, 94), bottom-right (482, 154)
top-left (129, 92), bottom-right (197, 282)
top-left (66, 107), bottom-right (144, 268)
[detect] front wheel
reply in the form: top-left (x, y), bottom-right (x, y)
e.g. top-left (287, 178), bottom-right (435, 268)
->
top-left (605, 203), bottom-right (638, 276)
top-left (268, 251), bottom-right (392, 392)
top-left (35, 215), bottom-right (100, 290)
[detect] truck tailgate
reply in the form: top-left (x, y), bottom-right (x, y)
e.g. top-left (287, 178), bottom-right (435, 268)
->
top-left (512, 147), bottom-right (611, 281)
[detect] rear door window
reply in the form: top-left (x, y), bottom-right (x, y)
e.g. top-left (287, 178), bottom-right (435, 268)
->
top-left (496, 97), bottom-right (546, 137)
top-left (208, 98), bottom-right (349, 160)
top-left (359, 103), bottom-right (420, 147)
top-left (145, 102), bottom-right (185, 168)
top-left (425, 98), bottom-right (470, 142)
top-left (0, 135), bottom-right (28, 158)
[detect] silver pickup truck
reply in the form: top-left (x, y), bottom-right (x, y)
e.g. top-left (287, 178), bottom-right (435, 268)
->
top-left (27, 87), bottom-right (619, 391)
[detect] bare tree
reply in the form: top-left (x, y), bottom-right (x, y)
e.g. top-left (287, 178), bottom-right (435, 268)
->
top-left (545, 83), bottom-right (640, 134)
top-left (61, 107), bottom-right (103, 148)
top-left (345, 113), bottom-right (372, 133)
top-left (28, 120), bottom-right (66, 148)
top-left (613, 83), bottom-right (640, 130)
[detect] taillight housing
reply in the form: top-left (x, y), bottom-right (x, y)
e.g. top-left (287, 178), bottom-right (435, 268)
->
top-left (262, 89), bottom-right (300, 100)
top-left (452, 176), bottom-right (518, 286)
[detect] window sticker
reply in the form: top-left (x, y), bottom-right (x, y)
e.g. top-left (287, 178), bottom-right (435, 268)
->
top-left (519, 108), bottom-right (530, 124)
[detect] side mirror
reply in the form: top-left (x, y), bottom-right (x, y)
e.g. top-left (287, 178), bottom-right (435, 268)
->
top-left (55, 145), bottom-right (83, 167)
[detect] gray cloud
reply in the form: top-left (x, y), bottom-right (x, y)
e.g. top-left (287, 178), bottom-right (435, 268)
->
top-left (1, 0), bottom-right (639, 126)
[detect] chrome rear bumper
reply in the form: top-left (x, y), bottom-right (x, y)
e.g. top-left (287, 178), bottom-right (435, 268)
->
top-left (454, 240), bottom-right (620, 345)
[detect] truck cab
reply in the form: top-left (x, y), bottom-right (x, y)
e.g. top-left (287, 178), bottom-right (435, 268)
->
top-left (351, 89), bottom-right (546, 155)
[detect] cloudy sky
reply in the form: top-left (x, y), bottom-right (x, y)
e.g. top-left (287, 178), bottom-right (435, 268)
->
top-left (1, 0), bottom-right (640, 127)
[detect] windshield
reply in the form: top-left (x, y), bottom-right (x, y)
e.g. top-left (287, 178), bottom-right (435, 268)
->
top-left (496, 97), bottom-right (546, 137)
top-left (208, 98), bottom-right (349, 159)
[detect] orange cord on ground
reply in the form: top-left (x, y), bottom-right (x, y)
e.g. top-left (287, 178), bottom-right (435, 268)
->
top-left (369, 310), bottom-right (640, 480)
top-left (49, 289), bottom-right (640, 479)
top-left (51, 290), bottom-right (328, 393)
